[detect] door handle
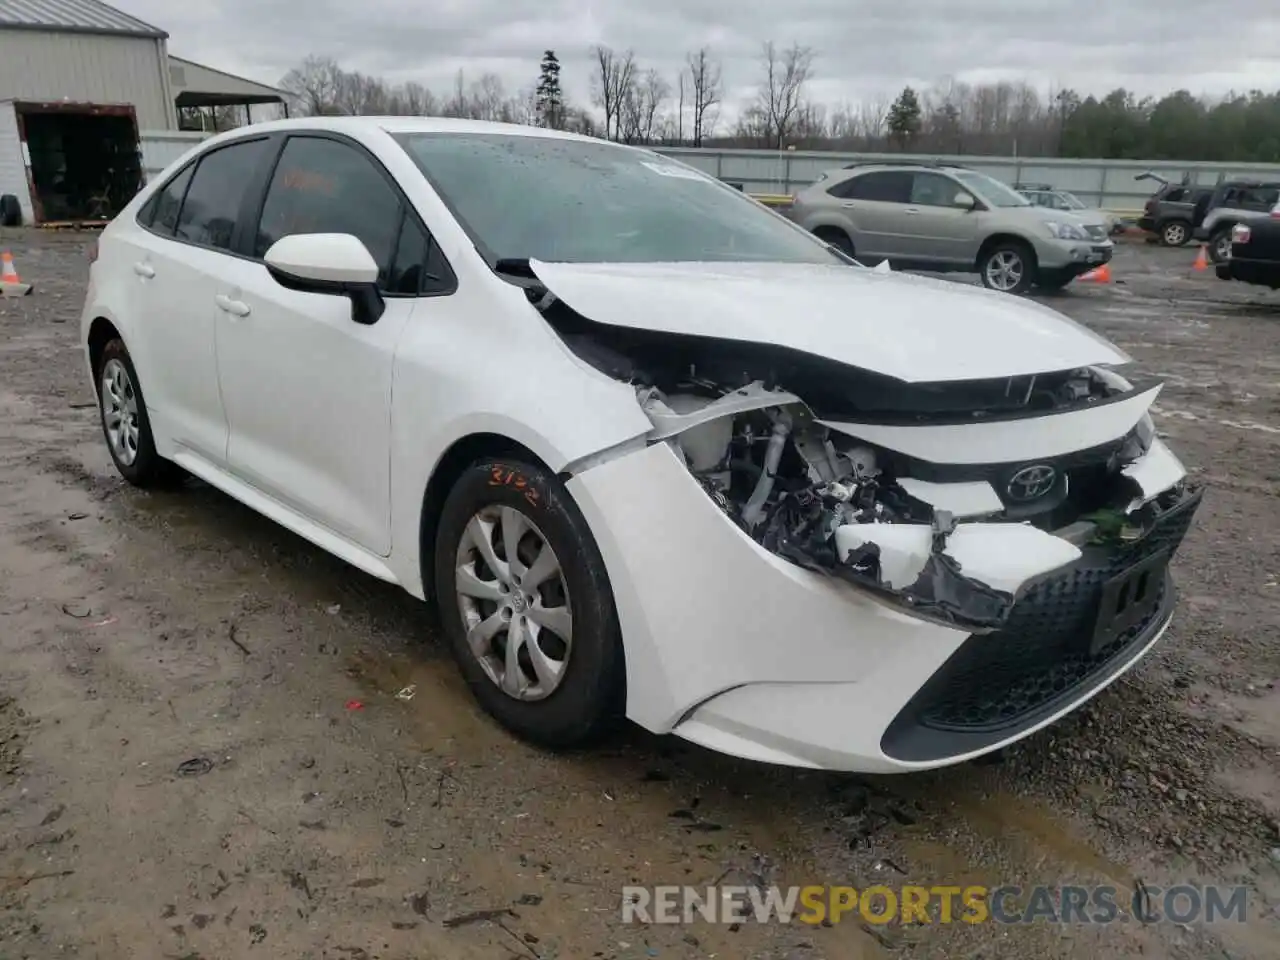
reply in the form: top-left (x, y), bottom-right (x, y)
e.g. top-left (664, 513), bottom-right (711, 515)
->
top-left (903, 207), bottom-right (921, 215)
top-left (215, 294), bottom-right (251, 318)
top-left (133, 262), bottom-right (155, 278)
top-left (841, 201), bottom-right (857, 208)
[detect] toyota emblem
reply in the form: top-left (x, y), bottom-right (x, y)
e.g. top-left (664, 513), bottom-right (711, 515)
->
top-left (1006, 464), bottom-right (1057, 502)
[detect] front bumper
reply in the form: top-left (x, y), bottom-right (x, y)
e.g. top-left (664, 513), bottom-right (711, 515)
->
top-left (566, 438), bottom-right (1200, 774)
top-left (1217, 255), bottom-right (1280, 288)
top-left (1035, 237), bottom-right (1114, 271)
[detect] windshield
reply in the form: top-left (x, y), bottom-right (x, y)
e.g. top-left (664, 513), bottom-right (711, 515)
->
top-left (395, 132), bottom-right (843, 265)
top-left (953, 170), bottom-right (1031, 208)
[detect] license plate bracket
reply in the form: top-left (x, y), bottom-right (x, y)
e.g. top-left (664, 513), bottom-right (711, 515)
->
top-left (1089, 549), bottom-right (1170, 656)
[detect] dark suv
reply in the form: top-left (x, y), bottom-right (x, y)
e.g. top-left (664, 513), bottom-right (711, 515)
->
top-left (1195, 180), bottom-right (1280, 262)
top-left (1136, 177), bottom-right (1213, 247)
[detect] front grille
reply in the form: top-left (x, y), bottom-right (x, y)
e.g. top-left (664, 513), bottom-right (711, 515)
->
top-left (881, 486), bottom-right (1202, 763)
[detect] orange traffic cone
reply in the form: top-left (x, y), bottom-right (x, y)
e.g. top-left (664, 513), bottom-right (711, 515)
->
top-left (1079, 263), bottom-right (1111, 283)
top-left (0, 250), bottom-right (31, 297)
top-left (1192, 244), bottom-right (1208, 271)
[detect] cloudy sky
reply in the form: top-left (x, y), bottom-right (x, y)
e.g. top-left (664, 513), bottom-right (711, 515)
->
top-left (112, 0), bottom-right (1280, 115)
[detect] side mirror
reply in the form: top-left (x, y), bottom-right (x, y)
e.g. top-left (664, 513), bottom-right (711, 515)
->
top-left (954, 191), bottom-right (977, 210)
top-left (264, 233), bottom-right (386, 325)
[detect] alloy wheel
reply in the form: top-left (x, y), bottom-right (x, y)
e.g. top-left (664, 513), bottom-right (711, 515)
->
top-left (985, 250), bottom-right (1024, 292)
top-left (101, 357), bottom-right (140, 466)
top-left (454, 505), bottom-right (573, 701)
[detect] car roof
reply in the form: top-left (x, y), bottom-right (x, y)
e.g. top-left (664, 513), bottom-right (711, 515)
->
top-left (195, 115), bottom-right (610, 149)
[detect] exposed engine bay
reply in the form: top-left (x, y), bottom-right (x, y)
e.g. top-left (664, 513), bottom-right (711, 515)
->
top-left (517, 272), bottom-right (1197, 633)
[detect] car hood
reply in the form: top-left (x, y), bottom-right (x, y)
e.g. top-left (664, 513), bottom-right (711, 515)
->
top-left (528, 259), bottom-right (1129, 383)
top-left (1010, 205), bottom-right (1106, 229)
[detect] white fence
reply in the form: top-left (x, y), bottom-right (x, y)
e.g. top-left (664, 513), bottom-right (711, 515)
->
top-left (138, 130), bottom-right (1280, 214)
top-left (649, 148), bottom-right (1280, 214)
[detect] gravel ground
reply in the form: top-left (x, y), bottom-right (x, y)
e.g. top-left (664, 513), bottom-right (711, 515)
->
top-left (0, 229), bottom-right (1277, 960)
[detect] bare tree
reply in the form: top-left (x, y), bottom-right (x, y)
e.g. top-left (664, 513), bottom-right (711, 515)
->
top-left (469, 73), bottom-right (507, 121)
top-left (619, 68), bottom-right (670, 144)
top-left (278, 55), bottom-right (344, 115)
top-left (676, 70), bottom-right (685, 142)
top-left (752, 41), bottom-right (815, 149)
top-left (399, 81), bottom-right (437, 116)
top-left (686, 47), bottom-right (723, 146)
top-left (590, 45), bottom-right (636, 140)
top-left (442, 69), bottom-right (469, 117)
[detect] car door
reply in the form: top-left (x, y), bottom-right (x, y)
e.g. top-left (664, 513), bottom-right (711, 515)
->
top-left (212, 133), bottom-right (440, 556)
top-left (895, 172), bottom-right (982, 265)
top-left (117, 138), bottom-right (270, 464)
top-left (835, 171), bottom-right (914, 258)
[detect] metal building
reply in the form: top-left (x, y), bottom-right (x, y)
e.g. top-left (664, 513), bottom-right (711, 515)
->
top-left (0, 0), bottom-right (284, 226)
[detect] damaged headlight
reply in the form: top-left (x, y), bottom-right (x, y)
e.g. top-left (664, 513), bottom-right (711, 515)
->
top-left (638, 382), bottom-right (1018, 633)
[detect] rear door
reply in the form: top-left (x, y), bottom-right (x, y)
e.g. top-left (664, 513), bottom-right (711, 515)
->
top-left (118, 136), bottom-right (272, 464)
top-left (212, 132), bottom-right (452, 556)
top-left (834, 171), bottom-right (914, 258)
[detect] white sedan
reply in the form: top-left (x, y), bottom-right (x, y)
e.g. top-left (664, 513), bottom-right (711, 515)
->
top-left (80, 117), bottom-right (1201, 773)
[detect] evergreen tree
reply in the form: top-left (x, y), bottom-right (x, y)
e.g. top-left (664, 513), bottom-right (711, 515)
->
top-left (887, 86), bottom-right (922, 149)
top-left (536, 50), bottom-right (564, 129)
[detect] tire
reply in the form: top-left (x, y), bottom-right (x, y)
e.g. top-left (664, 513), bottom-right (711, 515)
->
top-left (1159, 220), bottom-right (1190, 246)
top-left (94, 338), bottom-right (185, 488)
top-left (979, 240), bottom-right (1036, 294)
top-left (1208, 226), bottom-right (1233, 264)
top-left (0, 194), bottom-right (20, 227)
top-left (433, 457), bottom-right (626, 749)
top-left (813, 226), bottom-right (854, 258)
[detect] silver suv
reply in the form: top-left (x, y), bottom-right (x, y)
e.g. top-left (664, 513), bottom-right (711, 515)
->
top-left (788, 162), bottom-right (1114, 293)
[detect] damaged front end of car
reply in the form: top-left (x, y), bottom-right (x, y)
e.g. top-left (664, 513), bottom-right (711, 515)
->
top-left (637, 381), bottom-right (1026, 631)
top-left (509, 261), bottom-right (1202, 639)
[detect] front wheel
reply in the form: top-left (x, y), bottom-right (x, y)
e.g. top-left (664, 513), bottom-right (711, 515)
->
top-left (433, 457), bottom-right (626, 749)
top-left (979, 241), bottom-right (1036, 294)
top-left (1209, 226), bottom-right (1233, 263)
top-left (95, 339), bottom-right (184, 488)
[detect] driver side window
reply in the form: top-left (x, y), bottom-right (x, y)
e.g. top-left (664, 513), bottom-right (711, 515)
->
top-left (253, 135), bottom-right (455, 296)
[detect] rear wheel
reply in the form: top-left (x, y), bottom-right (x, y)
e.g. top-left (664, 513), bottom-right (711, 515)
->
top-left (979, 241), bottom-right (1035, 294)
top-left (813, 226), bottom-right (854, 258)
top-left (433, 457), bottom-right (626, 749)
top-left (95, 339), bottom-right (184, 488)
top-left (1159, 220), bottom-right (1190, 246)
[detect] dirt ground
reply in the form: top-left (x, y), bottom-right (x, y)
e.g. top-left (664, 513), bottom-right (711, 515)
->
top-left (0, 229), bottom-right (1277, 960)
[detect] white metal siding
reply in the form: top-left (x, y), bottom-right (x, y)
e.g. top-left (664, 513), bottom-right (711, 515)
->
top-left (0, 29), bottom-right (174, 128)
top-left (0, 100), bottom-right (32, 222)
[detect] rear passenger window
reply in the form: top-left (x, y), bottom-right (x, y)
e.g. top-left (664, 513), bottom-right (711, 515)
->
top-left (141, 164), bottom-right (193, 235)
top-left (254, 136), bottom-right (402, 288)
top-left (175, 138), bottom-right (271, 250)
top-left (843, 172), bottom-right (912, 203)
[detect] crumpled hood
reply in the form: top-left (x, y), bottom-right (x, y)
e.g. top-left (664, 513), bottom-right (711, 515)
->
top-left (528, 259), bottom-right (1129, 383)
